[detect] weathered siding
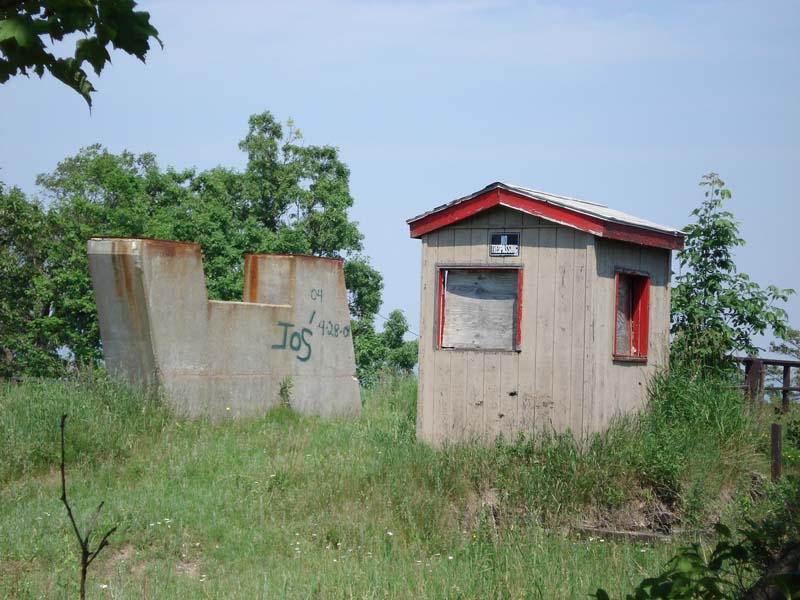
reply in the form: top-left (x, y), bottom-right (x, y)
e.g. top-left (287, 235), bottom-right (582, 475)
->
top-left (417, 206), bottom-right (594, 445)
top-left (417, 206), bottom-right (672, 446)
top-left (590, 238), bottom-right (671, 431)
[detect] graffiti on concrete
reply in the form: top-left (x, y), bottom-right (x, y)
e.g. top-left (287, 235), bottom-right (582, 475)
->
top-left (272, 321), bottom-right (313, 362)
top-left (87, 238), bottom-right (360, 420)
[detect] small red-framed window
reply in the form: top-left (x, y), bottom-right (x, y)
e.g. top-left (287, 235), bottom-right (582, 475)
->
top-left (613, 270), bottom-right (650, 361)
top-left (436, 267), bottom-right (522, 351)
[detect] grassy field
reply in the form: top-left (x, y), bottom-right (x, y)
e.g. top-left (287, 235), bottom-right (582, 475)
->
top-left (0, 372), bottom-right (795, 599)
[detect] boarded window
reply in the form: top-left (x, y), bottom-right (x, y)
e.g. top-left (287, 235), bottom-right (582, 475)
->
top-left (614, 271), bottom-right (650, 360)
top-left (439, 268), bottom-right (520, 351)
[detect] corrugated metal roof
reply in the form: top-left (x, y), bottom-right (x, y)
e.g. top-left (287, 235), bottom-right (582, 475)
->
top-left (407, 182), bottom-right (684, 237)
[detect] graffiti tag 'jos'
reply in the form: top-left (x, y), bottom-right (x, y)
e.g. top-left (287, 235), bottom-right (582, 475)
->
top-left (271, 290), bottom-right (352, 362)
top-left (271, 321), bottom-right (312, 362)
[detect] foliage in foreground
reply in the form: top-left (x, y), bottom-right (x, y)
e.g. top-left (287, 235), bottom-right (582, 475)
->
top-left (0, 0), bottom-right (161, 106)
top-left (595, 478), bottom-right (800, 599)
top-left (671, 173), bottom-right (793, 371)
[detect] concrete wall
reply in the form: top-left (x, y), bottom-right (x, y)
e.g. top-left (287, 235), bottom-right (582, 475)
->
top-left (87, 238), bottom-right (360, 419)
top-left (416, 206), bottom-right (671, 446)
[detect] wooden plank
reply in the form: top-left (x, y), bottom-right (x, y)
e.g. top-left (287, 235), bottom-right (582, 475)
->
top-left (522, 213), bottom-right (542, 227)
top-left (483, 353), bottom-right (502, 442)
top-left (499, 352), bottom-right (520, 440)
top-left (470, 228), bottom-right (485, 263)
top-left (517, 228), bottom-right (539, 434)
top-left (442, 270), bottom-right (517, 350)
top-left (418, 233), bottom-right (438, 441)
top-left (464, 351), bottom-right (486, 441)
top-left (487, 206), bottom-right (506, 227)
top-left (534, 227), bottom-right (557, 433)
top-left (505, 208), bottom-right (524, 227)
top-left (433, 348), bottom-right (452, 446)
top-left (582, 238), bottom-right (596, 438)
top-left (570, 232), bottom-right (587, 439)
top-left (453, 228), bottom-right (472, 261)
top-left (551, 228), bottom-right (575, 433)
top-left (437, 227), bottom-right (455, 264)
top-left (449, 352), bottom-right (468, 440)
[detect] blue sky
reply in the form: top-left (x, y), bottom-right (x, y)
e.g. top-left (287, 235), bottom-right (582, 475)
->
top-left (1, 0), bottom-right (798, 350)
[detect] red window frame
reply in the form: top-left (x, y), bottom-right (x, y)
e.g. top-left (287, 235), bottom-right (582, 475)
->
top-left (436, 266), bottom-right (523, 351)
top-left (613, 270), bottom-right (650, 361)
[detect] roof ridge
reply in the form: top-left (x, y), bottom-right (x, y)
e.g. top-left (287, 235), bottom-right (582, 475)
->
top-left (502, 182), bottom-right (608, 208)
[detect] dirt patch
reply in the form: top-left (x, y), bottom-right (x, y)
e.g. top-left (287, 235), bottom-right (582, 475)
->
top-left (462, 487), bottom-right (503, 537)
top-left (176, 539), bottom-right (203, 579)
top-left (582, 496), bottom-right (680, 535)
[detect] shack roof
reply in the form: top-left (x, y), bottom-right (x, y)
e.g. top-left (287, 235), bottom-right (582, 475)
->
top-left (407, 182), bottom-right (685, 250)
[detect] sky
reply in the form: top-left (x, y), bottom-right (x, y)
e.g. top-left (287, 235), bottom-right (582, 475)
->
top-left (1, 0), bottom-right (798, 351)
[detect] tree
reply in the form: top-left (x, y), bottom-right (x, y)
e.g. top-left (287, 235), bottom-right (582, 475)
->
top-left (352, 310), bottom-right (418, 386)
top-left (0, 181), bottom-right (58, 377)
top-left (0, 112), bottom-right (387, 378)
top-left (671, 173), bottom-right (793, 370)
top-left (0, 0), bottom-right (161, 106)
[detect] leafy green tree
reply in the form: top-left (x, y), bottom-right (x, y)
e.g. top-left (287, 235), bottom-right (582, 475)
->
top-left (381, 309), bottom-right (419, 374)
top-left (0, 112), bottom-right (386, 377)
top-left (671, 173), bottom-right (793, 370)
top-left (770, 328), bottom-right (800, 361)
top-left (353, 310), bottom-right (418, 386)
top-left (0, 0), bottom-right (161, 106)
top-left (768, 327), bottom-right (800, 398)
top-left (0, 182), bottom-right (60, 377)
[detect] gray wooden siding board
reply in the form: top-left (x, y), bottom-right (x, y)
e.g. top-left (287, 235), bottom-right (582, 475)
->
top-left (518, 227), bottom-right (539, 432)
top-left (552, 228), bottom-right (575, 433)
top-left (418, 233), bottom-right (437, 442)
top-left (582, 238), bottom-right (596, 439)
top-left (450, 352), bottom-right (468, 440)
top-left (488, 206), bottom-right (506, 227)
top-left (433, 347), bottom-right (452, 445)
top-left (535, 227), bottom-right (557, 432)
top-left (483, 353), bottom-right (501, 440)
top-left (465, 351), bottom-right (486, 440)
top-left (569, 232), bottom-right (587, 438)
top-left (499, 352), bottom-right (520, 439)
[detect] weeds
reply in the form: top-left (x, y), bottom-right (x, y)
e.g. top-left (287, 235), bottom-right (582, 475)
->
top-left (0, 369), bottom-right (792, 598)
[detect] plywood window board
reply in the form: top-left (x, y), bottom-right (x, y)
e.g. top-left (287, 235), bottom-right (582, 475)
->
top-left (438, 268), bottom-right (521, 351)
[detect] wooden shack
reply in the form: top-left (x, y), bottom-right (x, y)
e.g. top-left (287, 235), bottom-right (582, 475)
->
top-left (407, 182), bottom-right (685, 446)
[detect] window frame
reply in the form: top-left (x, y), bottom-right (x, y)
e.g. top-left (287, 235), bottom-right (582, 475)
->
top-left (613, 269), bottom-right (650, 362)
top-left (436, 265), bottom-right (523, 352)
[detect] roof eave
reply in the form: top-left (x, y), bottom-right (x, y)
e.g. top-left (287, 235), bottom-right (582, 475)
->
top-left (408, 185), bottom-right (685, 251)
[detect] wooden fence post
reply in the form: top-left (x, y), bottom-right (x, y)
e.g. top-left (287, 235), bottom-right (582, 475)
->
top-left (782, 365), bottom-right (791, 414)
top-left (771, 422), bottom-right (782, 483)
top-left (745, 358), bottom-right (764, 406)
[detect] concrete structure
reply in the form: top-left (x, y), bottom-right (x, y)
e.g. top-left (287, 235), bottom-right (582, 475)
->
top-left (87, 238), bottom-right (360, 419)
top-left (408, 182), bottom-right (685, 446)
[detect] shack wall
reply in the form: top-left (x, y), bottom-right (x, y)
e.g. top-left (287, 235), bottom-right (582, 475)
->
top-left (417, 206), bottom-right (673, 446)
top-left (590, 238), bottom-right (672, 431)
top-left (417, 206), bottom-right (595, 445)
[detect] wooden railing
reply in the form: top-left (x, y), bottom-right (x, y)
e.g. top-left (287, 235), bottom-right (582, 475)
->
top-left (738, 356), bottom-right (800, 412)
top-left (737, 356), bottom-right (800, 482)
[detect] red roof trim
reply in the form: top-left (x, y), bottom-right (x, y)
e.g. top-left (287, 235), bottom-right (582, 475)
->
top-left (408, 188), bottom-right (684, 251)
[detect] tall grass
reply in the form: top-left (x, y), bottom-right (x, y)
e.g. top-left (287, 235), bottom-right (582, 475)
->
top-left (0, 369), bottom-right (782, 599)
top-left (0, 372), bottom-right (170, 483)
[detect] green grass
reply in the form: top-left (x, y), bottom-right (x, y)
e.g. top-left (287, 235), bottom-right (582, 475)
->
top-left (0, 371), bottom-right (792, 599)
